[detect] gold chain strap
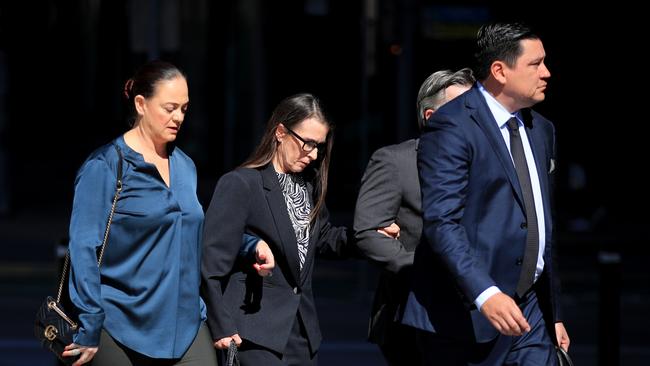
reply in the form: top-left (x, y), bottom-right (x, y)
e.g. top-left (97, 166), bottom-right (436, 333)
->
top-left (55, 254), bottom-right (70, 304)
top-left (97, 180), bottom-right (122, 266)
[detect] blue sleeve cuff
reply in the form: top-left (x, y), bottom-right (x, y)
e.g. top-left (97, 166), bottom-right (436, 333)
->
top-left (240, 234), bottom-right (259, 258)
top-left (72, 312), bottom-right (105, 347)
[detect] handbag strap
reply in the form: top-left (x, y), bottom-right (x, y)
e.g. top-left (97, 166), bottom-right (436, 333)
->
top-left (556, 346), bottom-right (574, 366)
top-left (56, 143), bottom-right (124, 303)
top-left (227, 340), bottom-right (240, 366)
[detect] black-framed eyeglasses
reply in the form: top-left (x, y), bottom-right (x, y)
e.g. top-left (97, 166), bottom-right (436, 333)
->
top-left (285, 126), bottom-right (327, 153)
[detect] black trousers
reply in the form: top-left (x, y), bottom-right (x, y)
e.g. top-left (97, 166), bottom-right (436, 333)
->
top-left (237, 313), bottom-right (317, 366)
top-left (377, 321), bottom-right (420, 366)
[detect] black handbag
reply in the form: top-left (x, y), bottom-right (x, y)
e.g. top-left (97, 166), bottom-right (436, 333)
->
top-left (34, 144), bottom-right (123, 365)
top-left (556, 346), bottom-right (575, 366)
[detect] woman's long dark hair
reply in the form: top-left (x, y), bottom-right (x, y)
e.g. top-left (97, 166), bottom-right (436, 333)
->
top-left (242, 93), bottom-right (334, 222)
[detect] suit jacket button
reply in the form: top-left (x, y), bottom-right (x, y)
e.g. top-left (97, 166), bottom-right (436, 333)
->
top-left (293, 287), bottom-right (299, 294)
top-left (516, 258), bottom-right (523, 265)
top-left (520, 222), bottom-right (527, 229)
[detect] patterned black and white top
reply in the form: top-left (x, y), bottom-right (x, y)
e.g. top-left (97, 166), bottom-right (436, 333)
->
top-left (276, 172), bottom-right (311, 270)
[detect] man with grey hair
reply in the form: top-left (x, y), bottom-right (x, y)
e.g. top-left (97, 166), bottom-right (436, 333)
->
top-left (353, 68), bottom-right (474, 365)
top-left (416, 68), bottom-right (475, 130)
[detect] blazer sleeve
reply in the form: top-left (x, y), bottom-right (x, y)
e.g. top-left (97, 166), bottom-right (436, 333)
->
top-left (353, 147), bottom-right (413, 273)
top-left (313, 203), bottom-right (354, 259)
top-left (201, 171), bottom-right (251, 340)
top-left (418, 115), bottom-right (496, 301)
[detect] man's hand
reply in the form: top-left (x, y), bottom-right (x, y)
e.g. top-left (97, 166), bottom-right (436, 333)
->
top-left (377, 222), bottom-right (400, 239)
top-left (253, 240), bottom-right (275, 277)
top-left (480, 292), bottom-right (530, 336)
top-left (555, 322), bottom-right (570, 351)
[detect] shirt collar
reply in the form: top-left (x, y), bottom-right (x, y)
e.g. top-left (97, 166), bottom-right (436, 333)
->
top-left (477, 82), bottom-right (521, 128)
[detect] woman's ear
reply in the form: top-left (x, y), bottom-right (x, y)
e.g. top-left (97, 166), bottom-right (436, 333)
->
top-left (275, 123), bottom-right (286, 142)
top-left (134, 95), bottom-right (146, 115)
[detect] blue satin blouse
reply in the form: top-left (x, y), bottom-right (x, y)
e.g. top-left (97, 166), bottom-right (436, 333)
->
top-left (68, 136), bottom-right (206, 358)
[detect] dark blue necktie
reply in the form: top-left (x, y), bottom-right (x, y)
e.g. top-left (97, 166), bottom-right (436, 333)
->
top-left (507, 117), bottom-right (539, 297)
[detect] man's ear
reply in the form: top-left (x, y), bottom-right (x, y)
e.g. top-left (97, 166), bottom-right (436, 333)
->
top-left (491, 61), bottom-right (507, 84)
top-left (424, 109), bottom-right (435, 122)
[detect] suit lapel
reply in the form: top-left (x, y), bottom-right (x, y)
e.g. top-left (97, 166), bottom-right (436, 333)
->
top-left (260, 164), bottom-right (301, 284)
top-left (465, 88), bottom-right (525, 209)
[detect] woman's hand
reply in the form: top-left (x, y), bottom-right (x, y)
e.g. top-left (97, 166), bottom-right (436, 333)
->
top-left (214, 334), bottom-right (242, 349)
top-left (62, 343), bottom-right (98, 366)
top-left (555, 322), bottom-right (570, 352)
top-left (253, 240), bottom-right (275, 277)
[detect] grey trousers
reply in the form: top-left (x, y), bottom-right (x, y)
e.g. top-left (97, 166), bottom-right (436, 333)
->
top-left (91, 323), bottom-right (218, 366)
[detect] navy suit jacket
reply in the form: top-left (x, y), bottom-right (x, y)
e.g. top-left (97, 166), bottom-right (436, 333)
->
top-left (402, 85), bottom-right (562, 343)
top-left (201, 164), bottom-right (350, 354)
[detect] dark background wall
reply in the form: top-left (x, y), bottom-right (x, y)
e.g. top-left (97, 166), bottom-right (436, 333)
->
top-left (0, 1), bottom-right (648, 365)
top-left (0, 1), bottom-right (647, 226)
top-left (2, 2), bottom-right (648, 232)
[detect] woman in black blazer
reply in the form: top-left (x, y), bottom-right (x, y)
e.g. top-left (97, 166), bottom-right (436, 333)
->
top-left (201, 93), bottom-right (394, 365)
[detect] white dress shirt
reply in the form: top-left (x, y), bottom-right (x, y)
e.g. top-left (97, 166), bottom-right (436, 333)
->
top-left (474, 82), bottom-right (546, 310)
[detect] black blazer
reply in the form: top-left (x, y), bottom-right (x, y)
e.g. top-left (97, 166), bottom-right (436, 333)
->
top-left (201, 164), bottom-right (350, 354)
top-left (353, 139), bottom-right (422, 344)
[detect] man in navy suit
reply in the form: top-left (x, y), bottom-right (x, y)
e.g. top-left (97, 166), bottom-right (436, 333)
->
top-left (402, 22), bottom-right (570, 364)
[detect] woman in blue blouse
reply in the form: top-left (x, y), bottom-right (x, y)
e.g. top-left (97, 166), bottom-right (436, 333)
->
top-left (61, 61), bottom-right (270, 365)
